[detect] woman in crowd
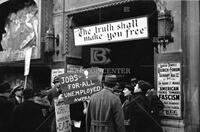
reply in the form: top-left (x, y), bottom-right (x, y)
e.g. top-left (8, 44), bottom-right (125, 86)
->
top-left (122, 80), bottom-right (153, 132)
top-left (146, 87), bottom-right (164, 132)
top-left (122, 84), bottom-right (134, 132)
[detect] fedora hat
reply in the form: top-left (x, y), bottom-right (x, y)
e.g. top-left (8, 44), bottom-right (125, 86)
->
top-left (10, 84), bottom-right (23, 96)
top-left (0, 81), bottom-right (11, 93)
top-left (137, 80), bottom-right (152, 94)
top-left (53, 76), bottom-right (60, 84)
top-left (124, 84), bottom-right (133, 91)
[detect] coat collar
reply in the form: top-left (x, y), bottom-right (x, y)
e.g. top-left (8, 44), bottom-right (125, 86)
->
top-left (104, 86), bottom-right (114, 93)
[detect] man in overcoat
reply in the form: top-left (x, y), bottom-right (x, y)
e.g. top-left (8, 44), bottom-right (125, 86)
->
top-left (0, 81), bottom-right (12, 132)
top-left (86, 74), bottom-right (125, 132)
top-left (12, 88), bottom-right (46, 132)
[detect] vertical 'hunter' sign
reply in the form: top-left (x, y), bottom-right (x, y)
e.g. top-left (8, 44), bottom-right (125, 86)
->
top-left (74, 16), bottom-right (148, 46)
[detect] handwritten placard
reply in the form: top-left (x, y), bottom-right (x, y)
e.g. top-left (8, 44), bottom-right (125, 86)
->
top-left (54, 99), bottom-right (71, 132)
top-left (59, 68), bottom-right (103, 104)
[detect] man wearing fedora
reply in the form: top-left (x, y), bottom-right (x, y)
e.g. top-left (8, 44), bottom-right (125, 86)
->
top-left (42, 76), bottom-right (62, 132)
top-left (86, 74), bottom-right (125, 132)
top-left (45, 76), bottom-right (62, 104)
top-left (9, 84), bottom-right (24, 108)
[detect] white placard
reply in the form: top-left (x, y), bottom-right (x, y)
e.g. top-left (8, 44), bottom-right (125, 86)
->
top-left (74, 17), bottom-right (148, 46)
top-left (24, 48), bottom-right (32, 76)
top-left (51, 68), bottom-right (65, 83)
top-left (54, 99), bottom-right (71, 132)
top-left (157, 62), bottom-right (181, 118)
top-left (67, 64), bottom-right (83, 74)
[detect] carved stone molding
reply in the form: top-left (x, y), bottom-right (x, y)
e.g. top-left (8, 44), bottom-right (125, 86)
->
top-left (64, 14), bottom-right (70, 55)
top-left (154, 0), bottom-right (167, 13)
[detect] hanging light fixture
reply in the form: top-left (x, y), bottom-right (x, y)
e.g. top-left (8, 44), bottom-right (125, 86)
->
top-left (154, 9), bottom-right (174, 49)
top-left (44, 25), bottom-right (59, 55)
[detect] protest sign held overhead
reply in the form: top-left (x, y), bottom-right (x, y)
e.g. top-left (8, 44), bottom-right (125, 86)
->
top-left (59, 67), bottom-right (104, 104)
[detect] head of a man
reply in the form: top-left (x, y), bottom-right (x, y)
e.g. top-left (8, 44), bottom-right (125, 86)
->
top-left (103, 74), bottom-right (117, 88)
top-left (0, 81), bottom-right (11, 97)
top-left (23, 88), bottom-right (34, 100)
top-left (130, 77), bottom-right (137, 87)
top-left (53, 76), bottom-right (61, 89)
top-left (134, 80), bottom-right (152, 95)
top-left (123, 84), bottom-right (133, 97)
top-left (11, 84), bottom-right (23, 98)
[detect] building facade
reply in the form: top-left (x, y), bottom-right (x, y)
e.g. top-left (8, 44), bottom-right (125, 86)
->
top-left (0, 0), bottom-right (199, 132)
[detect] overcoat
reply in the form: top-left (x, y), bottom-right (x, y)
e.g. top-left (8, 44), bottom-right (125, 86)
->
top-left (127, 92), bottom-right (151, 132)
top-left (122, 95), bottom-right (135, 132)
top-left (86, 87), bottom-right (125, 132)
top-left (0, 96), bottom-right (13, 132)
top-left (12, 100), bottom-right (46, 132)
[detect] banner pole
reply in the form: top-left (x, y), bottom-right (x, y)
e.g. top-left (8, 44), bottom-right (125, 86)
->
top-left (24, 75), bottom-right (28, 89)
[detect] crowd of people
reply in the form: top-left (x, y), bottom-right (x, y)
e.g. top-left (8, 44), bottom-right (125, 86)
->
top-left (0, 74), bottom-right (164, 132)
top-left (86, 75), bottom-right (164, 132)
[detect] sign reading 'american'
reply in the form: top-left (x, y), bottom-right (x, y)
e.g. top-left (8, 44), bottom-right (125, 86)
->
top-left (73, 16), bottom-right (148, 46)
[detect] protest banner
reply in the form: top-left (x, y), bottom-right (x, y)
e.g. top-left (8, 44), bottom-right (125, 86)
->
top-left (54, 98), bottom-right (71, 132)
top-left (59, 67), bottom-right (103, 104)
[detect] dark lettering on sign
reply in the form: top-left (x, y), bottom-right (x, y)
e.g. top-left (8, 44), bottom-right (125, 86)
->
top-left (78, 29), bottom-right (91, 37)
top-left (57, 107), bottom-right (67, 115)
top-left (172, 81), bottom-right (180, 85)
top-left (107, 32), bottom-right (122, 41)
top-left (159, 86), bottom-right (179, 91)
top-left (159, 68), bottom-right (169, 72)
top-left (170, 68), bottom-right (180, 72)
top-left (159, 73), bottom-right (170, 77)
top-left (165, 110), bottom-right (177, 115)
top-left (171, 106), bottom-right (179, 109)
top-left (57, 120), bottom-right (70, 131)
top-left (159, 94), bottom-right (180, 100)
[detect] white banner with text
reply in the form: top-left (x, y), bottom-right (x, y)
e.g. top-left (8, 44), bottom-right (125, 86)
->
top-left (74, 17), bottom-right (148, 46)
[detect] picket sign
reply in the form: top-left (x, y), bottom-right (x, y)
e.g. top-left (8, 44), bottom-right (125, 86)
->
top-left (24, 47), bottom-right (32, 89)
top-left (54, 67), bottom-right (104, 132)
top-left (58, 67), bottom-right (104, 104)
top-left (54, 98), bottom-right (71, 132)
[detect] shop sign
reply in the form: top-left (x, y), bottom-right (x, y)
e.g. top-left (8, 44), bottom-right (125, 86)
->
top-left (90, 48), bottom-right (111, 64)
top-left (74, 16), bottom-right (148, 46)
top-left (54, 99), bottom-right (71, 132)
top-left (67, 64), bottom-right (83, 74)
top-left (59, 68), bottom-right (103, 104)
top-left (157, 62), bottom-right (181, 118)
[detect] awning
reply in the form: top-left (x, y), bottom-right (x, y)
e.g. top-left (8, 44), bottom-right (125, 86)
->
top-left (0, 0), bottom-right (8, 4)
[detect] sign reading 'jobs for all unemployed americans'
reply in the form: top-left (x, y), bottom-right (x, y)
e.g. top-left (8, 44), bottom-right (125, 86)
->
top-left (74, 16), bottom-right (148, 46)
top-left (59, 68), bottom-right (103, 104)
top-left (157, 62), bottom-right (181, 118)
